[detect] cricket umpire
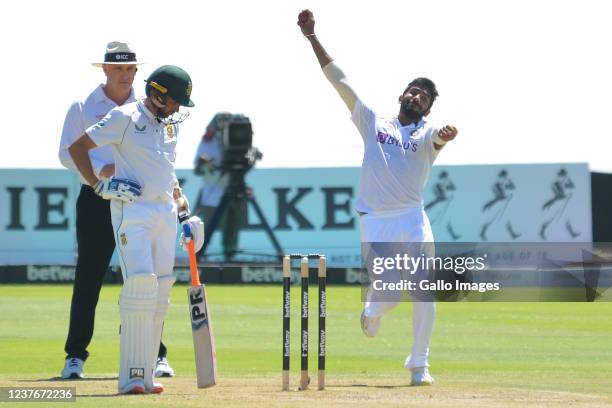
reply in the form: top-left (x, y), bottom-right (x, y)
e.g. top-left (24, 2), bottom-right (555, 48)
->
top-left (57, 41), bottom-right (174, 379)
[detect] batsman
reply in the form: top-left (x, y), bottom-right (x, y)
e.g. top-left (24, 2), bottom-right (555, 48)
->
top-left (68, 65), bottom-right (204, 394)
top-left (298, 10), bottom-right (458, 385)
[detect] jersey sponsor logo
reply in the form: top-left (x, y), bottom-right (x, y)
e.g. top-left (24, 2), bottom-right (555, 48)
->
top-left (376, 131), bottom-right (418, 152)
top-left (135, 124), bottom-right (147, 133)
top-left (376, 131), bottom-right (389, 143)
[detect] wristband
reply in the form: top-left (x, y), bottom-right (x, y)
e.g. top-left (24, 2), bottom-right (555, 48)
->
top-left (433, 130), bottom-right (448, 146)
top-left (178, 210), bottom-right (190, 224)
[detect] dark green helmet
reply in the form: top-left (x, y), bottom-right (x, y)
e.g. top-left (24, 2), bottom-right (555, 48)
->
top-left (146, 65), bottom-right (195, 107)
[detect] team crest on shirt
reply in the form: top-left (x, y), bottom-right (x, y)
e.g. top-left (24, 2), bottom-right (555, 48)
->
top-left (120, 233), bottom-right (128, 246)
top-left (165, 124), bottom-right (175, 138)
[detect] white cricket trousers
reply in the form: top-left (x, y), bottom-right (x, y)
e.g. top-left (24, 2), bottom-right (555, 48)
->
top-left (360, 207), bottom-right (436, 369)
top-left (110, 200), bottom-right (177, 280)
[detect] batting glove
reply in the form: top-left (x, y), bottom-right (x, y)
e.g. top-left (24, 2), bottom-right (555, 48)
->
top-left (179, 213), bottom-right (205, 252)
top-left (94, 176), bottom-right (142, 203)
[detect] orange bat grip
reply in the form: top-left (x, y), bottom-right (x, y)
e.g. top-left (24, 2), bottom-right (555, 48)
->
top-left (187, 240), bottom-right (201, 287)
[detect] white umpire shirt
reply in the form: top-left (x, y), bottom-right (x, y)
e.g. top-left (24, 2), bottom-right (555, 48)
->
top-left (352, 99), bottom-right (439, 215)
top-left (86, 100), bottom-right (179, 203)
top-left (58, 84), bottom-right (137, 185)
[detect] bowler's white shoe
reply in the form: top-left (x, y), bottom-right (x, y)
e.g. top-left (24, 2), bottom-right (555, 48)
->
top-left (155, 357), bottom-right (175, 377)
top-left (410, 367), bottom-right (435, 386)
top-left (360, 311), bottom-right (381, 337)
top-left (61, 358), bottom-right (84, 379)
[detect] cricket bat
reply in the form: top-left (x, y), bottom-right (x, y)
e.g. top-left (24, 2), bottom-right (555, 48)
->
top-left (185, 225), bottom-right (217, 388)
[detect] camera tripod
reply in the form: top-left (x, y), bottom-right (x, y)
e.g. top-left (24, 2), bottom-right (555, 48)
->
top-left (201, 166), bottom-right (283, 261)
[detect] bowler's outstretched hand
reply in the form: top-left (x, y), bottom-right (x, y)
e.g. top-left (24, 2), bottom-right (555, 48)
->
top-left (438, 125), bottom-right (458, 143)
top-left (297, 9), bottom-right (315, 36)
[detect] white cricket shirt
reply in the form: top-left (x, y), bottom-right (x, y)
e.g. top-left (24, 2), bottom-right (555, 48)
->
top-left (58, 84), bottom-right (137, 184)
top-left (86, 100), bottom-right (179, 202)
top-left (352, 99), bottom-right (439, 214)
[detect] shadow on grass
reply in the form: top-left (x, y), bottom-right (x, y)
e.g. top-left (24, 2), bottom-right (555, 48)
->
top-left (333, 383), bottom-right (413, 389)
top-left (21, 376), bottom-right (117, 382)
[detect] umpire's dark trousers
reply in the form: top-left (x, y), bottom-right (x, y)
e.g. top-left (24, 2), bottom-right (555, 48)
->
top-left (64, 185), bottom-right (168, 361)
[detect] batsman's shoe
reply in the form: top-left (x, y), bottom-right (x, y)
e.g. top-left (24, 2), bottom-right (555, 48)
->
top-left (360, 311), bottom-right (381, 337)
top-left (61, 357), bottom-right (84, 379)
top-left (119, 380), bottom-right (145, 395)
top-left (410, 367), bottom-right (435, 386)
top-left (147, 382), bottom-right (164, 394)
top-left (155, 357), bottom-right (175, 377)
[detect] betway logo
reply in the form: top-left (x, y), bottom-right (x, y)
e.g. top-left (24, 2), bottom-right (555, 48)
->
top-left (242, 267), bottom-right (283, 283)
top-left (27, 265), bottom-right (74, 281)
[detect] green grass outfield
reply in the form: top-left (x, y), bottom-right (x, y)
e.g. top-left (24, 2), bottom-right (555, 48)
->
top-left (0, 284), bottom-right (611, 407)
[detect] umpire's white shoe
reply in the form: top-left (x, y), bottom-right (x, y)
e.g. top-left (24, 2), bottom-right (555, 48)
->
top-left (155, 357), bottom-right (175, 377)
top-left (360, 311), bottom-right (381, 337)
top-left (410, 367), bottom-right (435, 386)
top-left (61, 357), bottom-right (84, 379)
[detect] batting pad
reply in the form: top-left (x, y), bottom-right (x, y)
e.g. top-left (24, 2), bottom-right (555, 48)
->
top-left (118, 274), bottom-right (158, 393)
top-left (151, 275), bottom-right (176, 373)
